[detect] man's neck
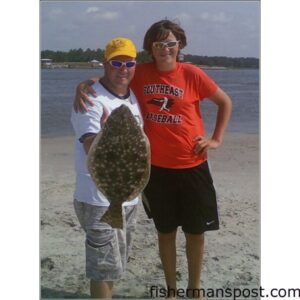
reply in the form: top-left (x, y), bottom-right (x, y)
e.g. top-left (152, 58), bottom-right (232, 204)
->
top-left (100, 77), bottom-right (129, 97)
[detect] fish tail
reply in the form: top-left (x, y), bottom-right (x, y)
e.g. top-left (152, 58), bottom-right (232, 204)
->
top-left (100, 204), bottom-right (124, 229)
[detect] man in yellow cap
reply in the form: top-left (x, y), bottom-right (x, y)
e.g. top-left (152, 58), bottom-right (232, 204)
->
top-left (71, 37), bottom-right (142, 298)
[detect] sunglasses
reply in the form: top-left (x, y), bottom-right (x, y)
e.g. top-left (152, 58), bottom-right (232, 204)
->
top-left (152, 41), bottom-right (179, 49)
top-left (109, 60), bottom-right (136, 69)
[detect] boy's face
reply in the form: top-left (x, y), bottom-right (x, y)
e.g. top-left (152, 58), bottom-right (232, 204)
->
top-left (151, 32), bottom-right (179, 65)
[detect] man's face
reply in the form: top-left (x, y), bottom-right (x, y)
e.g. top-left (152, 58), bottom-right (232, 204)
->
top-left (104, 55), bottom-right (136, 89)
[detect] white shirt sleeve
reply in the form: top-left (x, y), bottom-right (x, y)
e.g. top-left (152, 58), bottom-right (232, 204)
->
top-left (71, 99), bottom-right (103, 141)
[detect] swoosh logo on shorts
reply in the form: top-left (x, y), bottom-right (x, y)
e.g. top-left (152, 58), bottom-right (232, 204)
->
top-left (206, 220), bottom-right (215, 226)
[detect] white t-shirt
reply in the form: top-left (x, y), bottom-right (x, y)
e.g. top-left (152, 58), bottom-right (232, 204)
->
top-left (71, 81), bottom-right (143, 207)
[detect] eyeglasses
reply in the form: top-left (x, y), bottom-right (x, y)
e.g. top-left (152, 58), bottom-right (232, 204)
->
top-left (109, 60), bottom-right (136, 69)
top-left (152, 41), bottom-right (179, 49)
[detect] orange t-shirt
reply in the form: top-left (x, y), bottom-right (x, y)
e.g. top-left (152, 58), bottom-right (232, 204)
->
top-left (130, 62), bottom-right (218, 169)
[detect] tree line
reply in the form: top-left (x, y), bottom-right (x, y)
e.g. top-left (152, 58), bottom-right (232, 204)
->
top-left (41, 48), bottom-right (259, 68)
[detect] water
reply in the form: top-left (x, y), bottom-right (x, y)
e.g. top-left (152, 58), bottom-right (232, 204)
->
top-left (41, 68), bottom-right (259, 137)
top-left (203, 69), bottom-right (259, 135)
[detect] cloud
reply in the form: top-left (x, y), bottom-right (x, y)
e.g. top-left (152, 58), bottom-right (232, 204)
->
top-left (174, 12), bottom-right (192, 22)
top-left (86, 7), bottom-right (99, 14)
top-left (85, 7), bottom-right (119, 21)
top-left (199, 11), bottom-right (230, 23)
top-left (212, 12), bottom-right (230, 23)
top-left (99, 11), bottom-right (119, 20)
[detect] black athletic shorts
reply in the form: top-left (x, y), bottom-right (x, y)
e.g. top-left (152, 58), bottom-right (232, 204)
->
top-left (142, 161), bottom-right (219, 234)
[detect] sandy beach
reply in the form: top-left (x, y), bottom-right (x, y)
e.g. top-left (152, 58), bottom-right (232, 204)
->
top-left (40, 132), bottom-right (260, 299)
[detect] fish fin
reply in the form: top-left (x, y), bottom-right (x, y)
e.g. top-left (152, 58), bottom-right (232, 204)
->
top-left (100, 204), bottom-right (124, 229)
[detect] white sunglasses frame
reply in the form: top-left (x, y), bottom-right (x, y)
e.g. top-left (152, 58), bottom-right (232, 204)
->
top-left (108, 60), bottom-right (137, 69)
top-left (152, 40), bottom-right (179, 49)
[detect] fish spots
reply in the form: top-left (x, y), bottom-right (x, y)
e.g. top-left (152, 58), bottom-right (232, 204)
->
top-left (87, 105), bottom-right (151, 228)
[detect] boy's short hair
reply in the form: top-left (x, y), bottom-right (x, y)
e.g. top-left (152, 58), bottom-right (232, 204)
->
top-left (143, 19), bottom-right (187, 55)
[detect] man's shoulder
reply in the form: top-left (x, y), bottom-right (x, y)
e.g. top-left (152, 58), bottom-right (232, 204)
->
top-left (129, 89), bottom-right (139, 104)
top-left (89, 82), bottom-right (111, 104)
top-left (91, 81), bottom-right (104, 97)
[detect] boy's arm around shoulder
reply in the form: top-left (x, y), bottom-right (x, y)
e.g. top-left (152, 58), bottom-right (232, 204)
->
top-left (73, 77), bottom-right (101, 113)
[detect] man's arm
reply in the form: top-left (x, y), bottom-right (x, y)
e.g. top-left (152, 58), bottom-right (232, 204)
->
top-left (194, 87), bottom-right (232, 155)
top-left (83, 135), bottom-right (96, 154)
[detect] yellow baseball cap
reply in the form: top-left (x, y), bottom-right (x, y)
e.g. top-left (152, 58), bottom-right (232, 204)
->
top-left (104, 37), bottom-right (137, 61)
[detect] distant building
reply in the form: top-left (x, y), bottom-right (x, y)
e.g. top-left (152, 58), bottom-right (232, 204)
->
top-left (90, 59), bottom-right (101, 67)
top-left (178, 53), bottom-right (184, 62)
top-left (41, 58), bottom-right (53, 68)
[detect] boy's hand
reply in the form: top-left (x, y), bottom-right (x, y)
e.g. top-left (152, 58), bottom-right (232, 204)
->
top-left (73, 79), bottom-right (97, 113)
top-left (193, 135), bottom-right (221, 155)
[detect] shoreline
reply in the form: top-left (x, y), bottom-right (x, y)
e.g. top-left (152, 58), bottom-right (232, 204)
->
top-left (41, 62), bottom-right (258, 71)
top-left (42, 65), bottom-right (258, 70)
top-left (41, 131), bottom-right (259, 140)
top-left (41, 132), bottom-right (260, 299)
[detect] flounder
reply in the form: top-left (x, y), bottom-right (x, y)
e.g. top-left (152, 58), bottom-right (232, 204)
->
top-left (87, 104), bottom-right (151, 228)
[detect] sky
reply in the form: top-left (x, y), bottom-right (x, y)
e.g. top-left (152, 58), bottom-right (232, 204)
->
top-left (41, 0), bottom-right (260, 58)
